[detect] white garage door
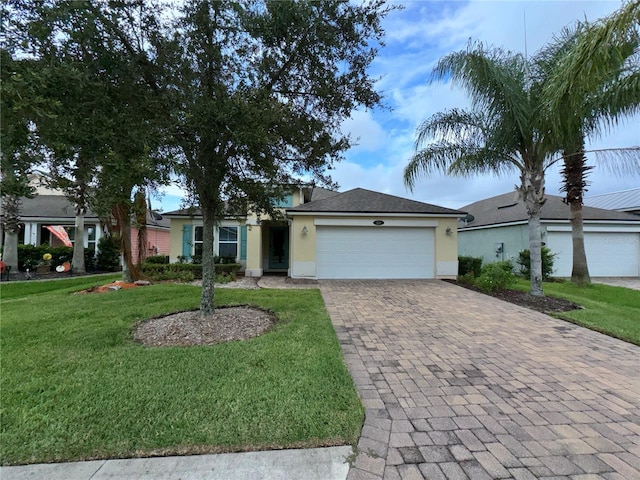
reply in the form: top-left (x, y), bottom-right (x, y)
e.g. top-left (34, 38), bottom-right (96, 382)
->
top-left (316, 226), bottom-right (435, 279)
top-left (548, 231), bottom-right (640, 277)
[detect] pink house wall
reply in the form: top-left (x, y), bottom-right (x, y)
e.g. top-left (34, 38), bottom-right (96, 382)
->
top-left (130, 227), bottom-right (171, 264)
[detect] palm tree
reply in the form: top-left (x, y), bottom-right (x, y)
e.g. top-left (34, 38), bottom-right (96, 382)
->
top-left (404, 43), bottom-right (558, 296)
top-left (541, 3), bottom-right (640, 285)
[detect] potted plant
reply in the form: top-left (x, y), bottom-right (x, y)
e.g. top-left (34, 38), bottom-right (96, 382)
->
top-left (37, 253), bottom-right (52, 274)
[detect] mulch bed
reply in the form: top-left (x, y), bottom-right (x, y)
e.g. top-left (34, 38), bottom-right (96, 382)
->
top-left (444, 280), bottom-right (581, 314)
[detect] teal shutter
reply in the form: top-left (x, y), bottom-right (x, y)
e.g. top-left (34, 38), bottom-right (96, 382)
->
top-left (240, 225), bottom-right (247, 260)
top-left (182, 224), bottom-right (192, 258)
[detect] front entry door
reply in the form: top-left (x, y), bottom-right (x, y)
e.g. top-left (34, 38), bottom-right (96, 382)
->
top-left (268, 227), bottom-right (289, 270)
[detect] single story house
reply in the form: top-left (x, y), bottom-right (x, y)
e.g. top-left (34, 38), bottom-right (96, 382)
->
top-left (0, 194), bottom-right (171, 264)
top-left (458, 192), bottom-right (640, 277)
top-left (164, 187), bottom-right (465, 279)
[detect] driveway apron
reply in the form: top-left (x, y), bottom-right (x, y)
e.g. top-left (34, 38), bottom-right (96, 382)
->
top-left (320, 280), bottom-right (640, 480)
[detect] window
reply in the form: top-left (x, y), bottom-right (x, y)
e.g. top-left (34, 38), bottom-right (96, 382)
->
top-left (192, 225), bottom-right (238, 259)
top-left (218, 226), bottom-right (238, 259)
top-left (193, 226), bottom-right (204, 257)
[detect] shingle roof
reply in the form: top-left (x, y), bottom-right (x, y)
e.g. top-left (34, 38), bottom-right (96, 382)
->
top-left (459, 192), bottom-right (640, 229)
top-left (0, 195), bottom-right (100, 220)
top-left (287, 188), bottom-right (465, 215)
top-left (0, 195), bottom-right (170, 229)
top-left (584, 188), bottom-right (640, 213)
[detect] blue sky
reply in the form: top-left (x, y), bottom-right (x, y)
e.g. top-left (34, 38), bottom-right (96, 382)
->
top-left (157, 0), bottom-right (639, 212)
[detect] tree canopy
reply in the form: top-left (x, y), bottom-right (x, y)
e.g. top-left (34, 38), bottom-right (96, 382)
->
top-left (7, 0), bottom-right (392, 312)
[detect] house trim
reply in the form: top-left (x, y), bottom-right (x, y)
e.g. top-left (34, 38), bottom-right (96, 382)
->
top-left (289, 211), bottom-right (465, 218)
top-left (313, 218), bottom-right (439, 228)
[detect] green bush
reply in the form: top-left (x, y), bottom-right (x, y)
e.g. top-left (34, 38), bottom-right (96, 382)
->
top-left (475, 261), bottom-right (516, 293)
top-left (144, 255), bottom-right (170, 264)
top-left (141, 263), bottom-right (241, 281)
top-left (96, 235), bottom-right (121, 272)
top-left (458, 256), bottom-right (482, 277)
top-left (517, 247), bottom-right (555, 280)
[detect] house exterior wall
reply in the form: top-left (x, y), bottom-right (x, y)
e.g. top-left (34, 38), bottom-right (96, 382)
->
top-left (459, 222), bottom-right (640, 277)
top-left (130, 227), bottom-right (171, 264)
top-left (458, 224), bottom-right (529, 266)
top-left (289, 214), bottom-right (459, 279)
top-left (167, 217), bottom-right (248, 268)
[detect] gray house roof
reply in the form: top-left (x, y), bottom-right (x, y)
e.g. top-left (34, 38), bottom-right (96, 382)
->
top-left (287, 188), bottom-right (465, 216)
top-left (0, 195), bottom-right (170, 229)
top-left (584, 188), bottom-right (640, 214)
top-left (0, 195), bottom-right (100, 221)
top-left (459, 192), bottom-right (640, 229)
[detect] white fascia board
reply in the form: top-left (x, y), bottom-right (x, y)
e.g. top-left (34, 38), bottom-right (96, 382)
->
top-left (547, 222), bottom-right (640, 233)
top-left (287, 211), bottom-right (462, 218)
top-left (314, 218), bottom-right (438, 227)
top-left (459, 221), bottom-right (528, 231)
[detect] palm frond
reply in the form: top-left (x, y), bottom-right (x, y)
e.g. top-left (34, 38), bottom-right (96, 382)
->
top-left (590, 146), bottom-right (640, 176)
top-left (431, 41), bottom-right (533, 139)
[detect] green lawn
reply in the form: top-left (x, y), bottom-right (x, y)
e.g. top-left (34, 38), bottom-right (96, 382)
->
top-left (0, 277), bottom-right (363, 465)
top-left (514, 279), bottom-right (640, 345)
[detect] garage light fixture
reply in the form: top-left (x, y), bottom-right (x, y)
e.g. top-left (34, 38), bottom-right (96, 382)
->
top-left (302, 226), bottom-right (308, 235)
top-left (445, 227), bottom-right (453, 236)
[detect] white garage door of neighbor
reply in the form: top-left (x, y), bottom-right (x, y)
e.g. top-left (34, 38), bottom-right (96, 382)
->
top-left (316, 226), bottom-right (435, 279)
top-left (548, 231), bottom-right (640, 277)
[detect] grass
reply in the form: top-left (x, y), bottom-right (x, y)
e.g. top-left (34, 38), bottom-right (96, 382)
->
top-left (513, 279), bottom-right (640, 345)
top-left (0, 277), bottom-right (363, 465)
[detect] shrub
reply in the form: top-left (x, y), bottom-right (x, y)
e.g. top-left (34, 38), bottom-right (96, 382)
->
top-left (96, 235), bottom-right (121, 272)
top-left (144, 255), bottom-right (170, 264)
top-left (517, 247), bottom-right (555, 280)
top-left (475, 261), bottom-right (516, 293)
top-left (458, 256), bottom-right (482, 277)
top-left (141, 263), bottom-right (240, 282)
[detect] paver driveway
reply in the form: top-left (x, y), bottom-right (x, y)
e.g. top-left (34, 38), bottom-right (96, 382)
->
top-left (320, 280), bottom-right (640, 480)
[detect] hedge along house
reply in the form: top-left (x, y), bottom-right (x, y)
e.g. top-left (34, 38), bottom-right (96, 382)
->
top-left (165, 186), bottom-right (465, 279)
top-left (458, 192), bottom-right (640, 278)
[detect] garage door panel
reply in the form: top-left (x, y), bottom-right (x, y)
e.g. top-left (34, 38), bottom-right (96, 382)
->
top-left (548, 232), bottom-right (639, 277)
top-left (316, 226), bottom-right (434, 279)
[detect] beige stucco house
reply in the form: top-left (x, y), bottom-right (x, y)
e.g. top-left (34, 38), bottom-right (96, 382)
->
top-left (165, 187), bottom-right (465, 279)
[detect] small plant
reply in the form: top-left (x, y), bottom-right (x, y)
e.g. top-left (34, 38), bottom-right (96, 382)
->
top-left (475, 261), bottom-right (516, 293)
top-left (40, 253), bottom-right (52, 266)
top-left (517, 247), bottom-right (555, 280)
top-left (458, 256), bottom-right (482, 277)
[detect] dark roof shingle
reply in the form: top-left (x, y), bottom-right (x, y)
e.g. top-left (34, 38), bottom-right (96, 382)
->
top-left (287, 188), bottom-right (464, 215)
top-left (459, 192), bottom-right (640, 229)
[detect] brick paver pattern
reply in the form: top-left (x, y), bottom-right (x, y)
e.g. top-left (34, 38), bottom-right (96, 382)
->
top-left (320, 280), bottom-right (640, 480)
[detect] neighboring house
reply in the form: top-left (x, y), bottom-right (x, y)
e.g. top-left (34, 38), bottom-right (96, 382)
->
top-left (0, 194), bottom-right (171, 263)
top-left (584, 188), bottom-right (640, 215)
top-left (458, 192), bottom-right (640, 277)
top-left (165, 187), bottom-right (465, 279)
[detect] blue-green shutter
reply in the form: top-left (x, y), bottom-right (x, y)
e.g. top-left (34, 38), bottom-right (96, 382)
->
top-left (182, 224), bottom-right (192, 258)
top-left (240, 225), bottom-right (247, 260)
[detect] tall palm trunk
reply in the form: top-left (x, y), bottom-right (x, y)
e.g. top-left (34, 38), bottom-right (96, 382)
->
top-left (1, 195), bottom-right (21, 272)
top-left (134, 189), bottom-right (148, 266)
top-left (111, 203), bottom-right (140, 282)
top-left (519, 164), bottom-right (546, 296)
top-left (561, 136), bottom-right (592, 286)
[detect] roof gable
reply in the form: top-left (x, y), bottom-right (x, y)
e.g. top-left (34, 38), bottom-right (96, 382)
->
top-left (287, 188), bottom-right (464, 215)
top-left (460, 192), bottom-right (640, 229)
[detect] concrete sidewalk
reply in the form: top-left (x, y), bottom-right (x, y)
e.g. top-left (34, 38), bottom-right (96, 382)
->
top-left (0, 446), bottom-right (353, 480)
